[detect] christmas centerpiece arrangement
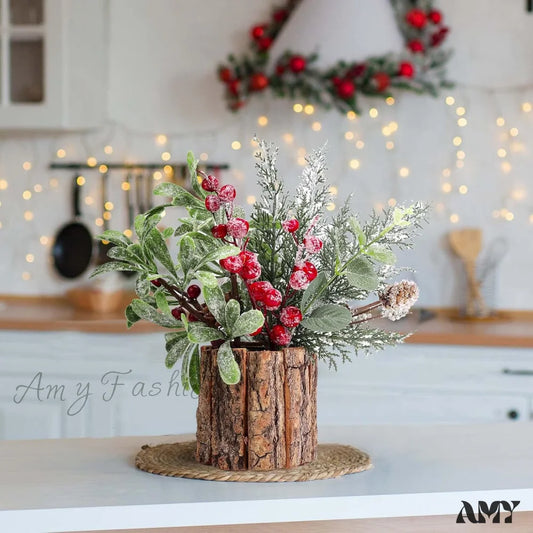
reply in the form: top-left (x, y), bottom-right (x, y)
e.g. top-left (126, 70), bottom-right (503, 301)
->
top-left (93, 141), bottom-right (425, 476)
top-left (218, 0), bottom-right (452, 114)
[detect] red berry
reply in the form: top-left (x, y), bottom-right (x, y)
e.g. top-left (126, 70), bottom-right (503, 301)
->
top-left (289, 270), bottom-right (310, 291)
top-left (240, 261), bottom-right (261, 281)
top-left (220, 255), bottom-right (244, 274)
top-left (270, 324), bottom-right (291, 346)
top-left (219, 68), bottom-right (232, 83)
top-left (227, 79), bottom-right (241, 96)
top-left (205, 194), bottom-right (220, 212)
top-left (408, 40), bottom-right (425, 53)
top-left (399, 62), bottom-right (415, 78)
top-left (249, 281), bottom-right (273, 302)
top-left (239, 250), bottom-right (257, 264)
top-left (405, 8), bottom-right (427, 29)
top-left (331, 76), bottom-right (342, 86)
top-left (251, 24), bottom-right (266, 40)
top-left (263, 288), bottom-right (282, 310)
top-left (373, 72), bottom-right (391, 92)
top-left (226, 218), bottom-right (250, 239)
top-left (201, 175), bottom-right (219, 192)
top-left (303, 235), bottom-right (323, 254)
top-left (289, 55), bottom-right (306, 73)
top-left (273, 9), bottom-right (288, 22)
top-left (188, 313), bottom-right (199, 322)
top-left (250, 326), bottom-right (263, 337)
top-left (302, 261), bottom-right (318, 282)
top-left (347, 63), bottom-right (366, 78)
top-left (337, 79), bottom-right (355, 99)
top-left (171, 306), bottom-right (185, 319)
top-left (275, 64), bottom-right (285, 76)
top-left (230, 100), bottom-right (245, 111)
top-left (431, 27), bottom-right (449, 47)
top-left (282, 218), bottom-right (299, 233)
top-left (280, 306), bottom-right (303, 328)
top-left (249, 72), bottom-right (269, 91)
top-left (257, 37), bottom-right (273, 51)
top-left (428, 10), bottom-right (442, 24)
top-left (187, 284), bottom-right (201, 299)
top-left (212, 224), bottom-right (228, 239)
top-left (151, 278), bottom-right (162, 287)
top-left (219, 184), bottom-right (236, 202)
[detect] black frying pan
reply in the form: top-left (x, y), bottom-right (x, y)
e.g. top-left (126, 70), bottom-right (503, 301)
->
top-left (52, 174), bottom-right (93, 279)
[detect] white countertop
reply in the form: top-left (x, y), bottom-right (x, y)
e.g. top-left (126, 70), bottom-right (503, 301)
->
top-left (0, 424), bottom-right (532, 532)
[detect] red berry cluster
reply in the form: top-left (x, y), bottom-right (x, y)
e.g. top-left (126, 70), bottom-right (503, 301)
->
top-left (405, 7), bottom-right (448, 54)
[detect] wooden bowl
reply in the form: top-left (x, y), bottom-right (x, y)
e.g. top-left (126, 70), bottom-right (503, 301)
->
top-left (66, 288), bottom-right (132, 314)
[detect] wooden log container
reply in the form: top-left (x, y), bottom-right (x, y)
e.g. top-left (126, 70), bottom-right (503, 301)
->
top-left (196, 346), bottom-right (318, 471)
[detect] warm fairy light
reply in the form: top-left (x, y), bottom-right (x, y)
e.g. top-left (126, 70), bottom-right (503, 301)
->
top-left (374, 202), bottom-right (385, 211)
top-left (435, 202), bottom-right (445, 213)
top-left (104, 201), bottom-right (114, 211)
top-left (385, 141), bottom-right (394, 150)
top-left (24, 211), bottom-right (34, 221)
top-left (356, 140), bottom-right (365, 149)
top-left (510, 141), bottom-right (525, 153)
top-left (389, 121), bottom-right (398, 132)
top-left (529, 214), bottom-right (533, 223)
top-left (95, 218), bottom-right (104, 227)
top-left (161, 151), bottom-right (171, 161)
top-left (33, 184), bottom-right (42, 193)
top-left (457, 118), bottom-right (467, 127)
top-left (84, 196), bottom-right (94, 205)
top-left (104, 145), bottom-right (113, 154)
top-left (497, 148), bottom-right (507, 158)
top-left (246, 195), bottom-right (256, 205)
top-left (346, 110), bottom-right (357, 120)
top-left (49, 178), bottom-right (58, 188)
top-left (21, 272), bottom-right (31, 281)
top-left (456, 160), bottom-right (465, 169)
top-left (76, 176), bottom-right (86, 186)
top-left (283, 133), bottom-right (294, 144)
top-left (303, 104), bottom-right (315, 115)
top-left (349, 159), bottom-right (360, 170)
top-left (329, 186), bottom-right (338, 196)
top-left (0, 179), bottom-right (8, 190)
top-left (381, 126), bottom-right (392, 137)
top-left (231, 141), bottom-right (241, 150)
top-left (297, 156), bottom-right (307, 166)
top-left (99, 164), bottom-right (108, 173)
top-left (0, 221), bottom-right (3, 229)
top-left (442, 168), bottom-right (451, 178)
top-left (123, 229), bottom-right (133, 238)
top-left (163, 165), bottom-right (173, 176)
top-left (103, 211), bottom-right (112, 221)
top-left (26, 254), bottom-right (34, 263)
top-left (152, 171), bottom-right (162, 181)
top-left (496, 117), bottom-right (505, 127)
top-left (156, 134), bottom-right (167, 145)
top-left (56, 148), bottom-right (66, 158)
top-left (455, 107), bottom-right (466, 116)
top-left (442, 182), bottom-right (452, 193)
top-left (501, 161), bottom-right (512, 174)
top-left (456, 150), bottom-right (466, 160)
top-left (445, 96), bottom-right (455, 106)
top-left (326, 202), bottom-right (336, 211)
top-left (492, 210), bottom-right (500, 219)
top-left (459, 185), bottom-right (468, 194)
top-left (399, 167), bottom-right (410, 178)
top-left (199, 152), bottom-right (209, 161)
top-left (386, 97), bottom-right (395, 106)
top-left (40, 236), bottom-right (49, 245)
top-left (22, 161), bottom-right (32, 171)
top-left (522, 102), bottom-right (532, 113)
top-left (22, 190), bottom-right (32, 200)
top-left (311, 121), bottom-right (322, 131)
top-left (388, 197), bottom-right (397, 207)
top-left (450, 213), bottom-right (460, 223)
top-left (297, 147), bottom-right (307, 156)
top-left (509, 127), bottom-right (519, 137)
top-left (121, 181), bottom-right (130, 191)
top-left (257, 115), bottom-right (268, 126)
top-left (369, 108), bottom-right (378, 118)
top-left (452, 136), bottom-right (462, 146)
top-left (87, 157), bottom-right (97, 167)
top-left (505, 211), bottom-right (514, 221)
top-left (511, 189), bottom-right (526, 201)
top-left (293, 103), bottom-right (303, 113)
top-left (344, 131), bottom-right (354, 140)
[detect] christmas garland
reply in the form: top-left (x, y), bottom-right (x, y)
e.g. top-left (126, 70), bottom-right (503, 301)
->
top-left (218, 0), bottom-right (452, 114)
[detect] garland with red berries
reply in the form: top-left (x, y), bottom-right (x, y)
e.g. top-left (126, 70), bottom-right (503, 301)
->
top-left (218, 0), bottom-right (452, 114)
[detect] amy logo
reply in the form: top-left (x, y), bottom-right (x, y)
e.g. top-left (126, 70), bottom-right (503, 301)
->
top-left (456, 500), bottom-right (520, 524)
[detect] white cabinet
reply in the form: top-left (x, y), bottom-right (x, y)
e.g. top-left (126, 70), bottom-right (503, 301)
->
top-left (0, 0), bottom-right (107, 130)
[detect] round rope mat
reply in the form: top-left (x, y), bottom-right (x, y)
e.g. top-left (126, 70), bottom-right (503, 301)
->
top-left (135, 441), bottom-right (372, 482)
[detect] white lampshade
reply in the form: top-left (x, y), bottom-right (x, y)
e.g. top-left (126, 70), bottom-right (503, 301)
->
top-left (269, 0), bottom-right (404, 66)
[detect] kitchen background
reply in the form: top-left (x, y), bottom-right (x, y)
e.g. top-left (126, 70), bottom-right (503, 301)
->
top-left (1, 0), bottom-right (533, 441)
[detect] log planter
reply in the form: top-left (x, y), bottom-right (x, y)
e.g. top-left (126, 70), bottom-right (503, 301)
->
top-left (196, 346), bottom-right (318, 471)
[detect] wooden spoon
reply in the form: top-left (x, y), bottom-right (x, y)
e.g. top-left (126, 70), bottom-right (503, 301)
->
top-left (448, 228), bottom-right (488, 317)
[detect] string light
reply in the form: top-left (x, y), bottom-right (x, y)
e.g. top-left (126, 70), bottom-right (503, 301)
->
top-left (388, 198), bottom-right (397, 207)
top-left (231, 141), bottom-right (241, 150)
top-left (529, 214), bottom-right (533, 224)
top-left (26, 254), bottom-right (34, 263)
top-left (381, 126), bottom-right (392, 137)
top-left (0, 179), bottom-right (8, 190)
top-left (22, 161), bottom-right (32, 171)
top-left (33, 184), bottom-right (42, 192)
top-left (386, 97), bottom-right (395, 106)
top-left (522, 102), bottom-right (532, 113)
top-left (455, 107), bottom-right (466, 116)
top-left (389, 121), bottom-right (398, 132)
top-left (22, 190), bottom-right (32, 200)
top-left (457, 118), bottom-right (468, 127)
top-left (21, 272), bottom-right (31, 281)
top-left (246, 195), bottom-right (256, 204)
top-left (95, 218), bottom-right (104, 227)
top-left (104, 201), bottom-right (114, 211)
top-left (311, 121), bottom-right (322, 131)
top-left (297, 147), bottom-right (306, 156)
top-left (369, 108), bottom-right (378, 118)
top-left (355, 140), bottom-right (365, 149)
top-left (283, 133), bottom-right (294, 144)
top-left (123, 229), bottom-right (133, 238)
top-left (442, 182), bottom-right (452, 193)
top-left (152, 171), bottom-right (162, 180)
top-left (329, 186), bottom-right (338, 196)
top-left (293, 103), bottom-right (303, 113)
top-left (511, 189), bottom-right (526, 200)
top-left (161, 151), bottom-right (171, 161)
top-left (450, 213), bottom-right (460, 223)
top-left (326, 202), bottom-right (336, 211)
top-left (456, 160), bottom-right (465, 169)
top-left (501, 161), bottom-right (512, 173)
top-left (349, 159), bottom-right (360, 170)
top-left (509, 127), bottom-right (519, 137)
top-left (24, 211), bottom-right (34, 221)
top-left (257, 115), bottom-right (268, 126)
top-left (385, 141), bottom-right (394, 150)
top-left (76, 176), bottom-right (86, 186)
top-left (104, 145), bottom-right (113, 154)
top-left (303, 104), bottom-right (315, 115)
top-left (156, 134), bottom-right (167, 145)
top-left (199, 152), bottom-right (209, 161)
top-left (504, 211), bottom-right (514, 221)
top-left (445, 96), bottom-right (455, 106)
top-left (346, 111), bottom-right (357, 120)
top-left (99, 164), bottom-right (108, 173)
top-left (399, 167), bottom-right (409, 178)
top-left (442, 168), bottom-right (451, 177)
top-left (456, 150), bottom-right (466, 160)
top-left (84, 196), bottom-right (94, 205)
top-left (297, 156), bottom-right (306, 166)
top-left (103, 212), bottom-right (112, 221)
top-left (497, 148), bottom-right (507, 158)
top-left (87, 157), bottom-right (97, 167)
top-left (496, 117), bottom-right (505, 127)
top-left (459, 185), bottom-right (468, 194)
top-left (452, 136), bottom-right (462, 146)
top-left (163, 165), bottom-right (173, 176)
top-left (121, 181), bottom-right (130, 191)
top-left (49, 178), bottom-right (58, 188)
top-left (344, 131), bottom-right (354, 140)
top-left (39, 236), bottom-right (49, 245)
top-left (56, 148), bottom-right (66, 158)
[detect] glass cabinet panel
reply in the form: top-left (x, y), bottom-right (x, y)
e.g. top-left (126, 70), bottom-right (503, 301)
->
top-left (9, 0), bottom-right (43, 25)
top-left (9, 38), bottom-right (43, 102)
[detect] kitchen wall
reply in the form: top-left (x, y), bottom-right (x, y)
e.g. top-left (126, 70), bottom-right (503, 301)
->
top-left (0, 0), bottom-right (532, 309)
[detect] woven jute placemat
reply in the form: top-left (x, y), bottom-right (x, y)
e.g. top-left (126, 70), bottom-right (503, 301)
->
top-left (135, 441), bottom-right (372, 482)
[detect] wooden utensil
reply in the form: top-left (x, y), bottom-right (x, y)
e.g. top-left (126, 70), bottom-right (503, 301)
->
top-left (448, 228), bottom-right (488, 317)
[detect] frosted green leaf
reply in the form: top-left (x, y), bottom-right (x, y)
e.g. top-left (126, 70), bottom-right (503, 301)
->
top-left (187, 151), bottom-right (205, 197)
top-left (365, 244), bottom-right (396, 265)
top-left (96, 230), bottom-right (132, 247)
top-left (90, 261), bottom-right (142, 278)
top-left (189, 345), bottom-right (201, 394)
top-left (216, 341), bottom-right (241, 385)
top-left (202, 283), bottom-right (226, 327)
top-left (178, 236), bottom-right (195, 275)
top-left (155, 290), bottom-right (171, 316)
top-left (225, 299), bottom-right (240, 333)
top-left (196, 271), bottom-right (218, 288)
top-left (145, 228), bottom-right (176, 275)
top-left (300, 272), bottom-right (328, 312)
top-left (165, 337), bottom-right (191, 369)
top-left (197, 245), bottom-right (240, 269)
top-left (231, 310), bottom-right (264, 338)
top-left (300, 304), bottom-right (352, 332)
top-left (125, 304), bottom-right (140, 328)
top-left (349, 216), bottom-right (366, 247)
top-left (187, 323), bottom-right (225, 343)
top-left (130, 299), bottom-right (180, 328)
top-left (153, 182), bottom-right (203, 210)
top-left (181, 350), bottom-right (191, 391)
top-left (344, 257), bottom-right (379, 291)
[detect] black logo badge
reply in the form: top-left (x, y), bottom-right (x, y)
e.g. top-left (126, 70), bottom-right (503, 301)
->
top-left (456, 500), bottom-right (520, 524)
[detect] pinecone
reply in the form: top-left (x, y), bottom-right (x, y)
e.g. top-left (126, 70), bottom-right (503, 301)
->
top-left (379, 280), bottom-right (419, 321)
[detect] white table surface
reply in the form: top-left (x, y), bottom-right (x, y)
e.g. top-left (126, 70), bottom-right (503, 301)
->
top-left (0, 424), bottom-right (532, 532)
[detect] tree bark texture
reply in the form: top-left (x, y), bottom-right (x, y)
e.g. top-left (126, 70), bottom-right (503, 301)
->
top-left (196, 346), bottom-right (318, 471)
